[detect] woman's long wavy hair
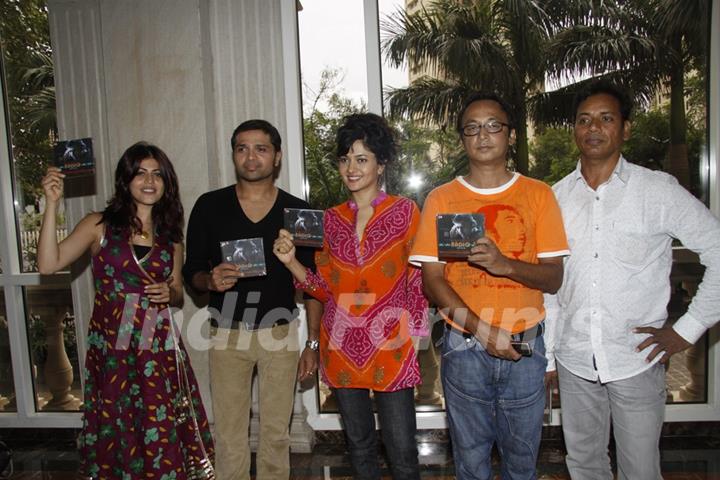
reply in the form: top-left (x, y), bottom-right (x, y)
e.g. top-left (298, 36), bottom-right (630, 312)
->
top-left (100, 142), bottom-right (184, 242)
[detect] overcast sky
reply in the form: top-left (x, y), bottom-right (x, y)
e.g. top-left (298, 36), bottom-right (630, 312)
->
top-left (297, 0), bottom-right (408, 113)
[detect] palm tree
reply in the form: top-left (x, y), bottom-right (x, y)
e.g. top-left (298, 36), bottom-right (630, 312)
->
top-left (382, 0), bottom-right (558, 175)
top-left (302, 68), bottom-right (363, 209)
top-left (18, 50), bottom-right (56, 133)
top-left (1, 0), bottom-right (57, 206)
top-left (534, 2), bottom-right (661, 120)
top-left (653, 0), bottom-right (709, 191)
top-left (4, 49), bottom-right (57, 206)
top-left (541, 0), bottom-right (709, 190)
top-left (383, 0), bottom-right (708, 190)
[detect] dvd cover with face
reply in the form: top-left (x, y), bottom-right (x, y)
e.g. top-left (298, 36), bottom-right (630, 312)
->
top-left (53, 137), bottom-right (96, 197)
top-left (436, 213), bottom-right (485, 258)
top-left (283, 208), bottom-right (324, 247)
top-left (219, 237), bottom-right (266, 277)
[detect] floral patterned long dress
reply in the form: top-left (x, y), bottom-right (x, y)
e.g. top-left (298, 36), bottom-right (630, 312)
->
top-left (78, 227), bottom-right (214, 479)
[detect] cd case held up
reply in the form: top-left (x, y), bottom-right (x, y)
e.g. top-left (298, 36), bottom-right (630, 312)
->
top-left (436, 213), bottom-right (485, 258)
top-left (219, 237), bottom-right (266, 277)
top-left (283, 208), bottom-right (324, 248)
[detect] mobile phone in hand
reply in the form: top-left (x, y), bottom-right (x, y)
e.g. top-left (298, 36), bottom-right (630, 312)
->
top-left (511, 341), bottom-right (532, 357)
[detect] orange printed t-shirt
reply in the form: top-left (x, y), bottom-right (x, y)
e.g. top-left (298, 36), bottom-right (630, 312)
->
top-left (409, 174), bottom-right (569, 333)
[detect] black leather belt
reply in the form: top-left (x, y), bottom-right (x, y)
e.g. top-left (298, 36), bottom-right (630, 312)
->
top-left (241, 319), bottom-right (290, 331)
top-left (446, 321), bottom-right (545, 341)
top-left (212, 318), bottom-right (290, 331)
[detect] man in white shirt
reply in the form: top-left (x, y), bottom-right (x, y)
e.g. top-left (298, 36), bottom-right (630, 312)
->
top-left (547, 80), bottom-right (720, 479)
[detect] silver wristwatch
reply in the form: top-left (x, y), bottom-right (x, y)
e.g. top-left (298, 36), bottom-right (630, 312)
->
top-left (305, 339), bottom-right (320, 352)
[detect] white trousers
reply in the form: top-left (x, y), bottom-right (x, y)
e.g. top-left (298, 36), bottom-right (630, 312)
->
top-left (557, 361), bottom-right (666, 480)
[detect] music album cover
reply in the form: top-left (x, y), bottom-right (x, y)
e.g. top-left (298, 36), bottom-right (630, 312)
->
top-left (284, 208), bottom-right (324, 248)
top-left (53, 137), bottom-right (96, 197)
top-left (219, 237), bottom-right (266, 277)
top-left (436, 213), bottom-right (485, 258)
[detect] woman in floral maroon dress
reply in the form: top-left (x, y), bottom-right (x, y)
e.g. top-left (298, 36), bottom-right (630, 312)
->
top-left (38, 142), bottom-right (214, 479)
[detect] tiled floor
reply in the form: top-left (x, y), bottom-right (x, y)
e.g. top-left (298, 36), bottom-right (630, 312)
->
top-left (2, 425), bottom-right (720, 479)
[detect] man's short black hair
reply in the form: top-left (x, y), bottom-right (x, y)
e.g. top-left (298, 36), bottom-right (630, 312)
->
top-left (456, 92), bottom-right (516, 135)
top-left (573, 80), bottom-right (634, 122)
top-left (230, 119), bottom-right (282, 152)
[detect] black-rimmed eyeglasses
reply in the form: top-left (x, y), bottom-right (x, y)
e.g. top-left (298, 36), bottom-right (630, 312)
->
top-left (462, 121), bottom-right (510, 136)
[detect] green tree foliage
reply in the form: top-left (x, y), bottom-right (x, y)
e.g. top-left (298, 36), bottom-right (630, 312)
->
top-left (303, 69), bottom-right (461, 209)
top-left (387, 121), bottom-right (463, 207)
top-left (0, 0), bottom-right (56, 208)
top-left (529, 127), bottom-right (578, 185)
top-left (303, 69), bottom-right (362, 210)
top-left (382, 0), bottom-right (558, 175)
top-left (383, 0), bottom-right (709, 195)
top-left (624, 105), bottom-right (706, 197)
top-left (529, 101), bottom-right (705, 192)
top-left (542, 0), bottom-right (709, 191)
top-left (623, 109), bottom-right (670, 171)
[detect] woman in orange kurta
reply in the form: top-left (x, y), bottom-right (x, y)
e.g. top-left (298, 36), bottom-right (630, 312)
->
top-left (274, 113), bottom-right (427, 479)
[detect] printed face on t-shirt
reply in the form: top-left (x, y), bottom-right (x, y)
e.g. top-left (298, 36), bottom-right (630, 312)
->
top-left (478, 204), bottom-right (527, 259)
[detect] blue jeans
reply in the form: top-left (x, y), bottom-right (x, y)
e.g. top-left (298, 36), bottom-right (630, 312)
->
top-left (441, 327), bottom-right (547, 480)
top-left (334, 387), bottom-right (420, 480)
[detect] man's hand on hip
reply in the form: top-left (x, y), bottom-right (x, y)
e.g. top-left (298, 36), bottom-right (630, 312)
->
top-left (635, 325), bottom-right (692, 364)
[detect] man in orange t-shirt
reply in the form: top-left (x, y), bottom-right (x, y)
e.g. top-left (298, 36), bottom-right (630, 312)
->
top-left (409, 92), bottom-right (569, 479)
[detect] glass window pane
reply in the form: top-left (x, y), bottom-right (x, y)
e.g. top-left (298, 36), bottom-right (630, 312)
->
top-left (0, 0), bottom-right (62, 273)
top-left (378, 0), bottom-right (712, 413)
top-left (379, 0), bottom-right (465, 207)
top-left (24, 284), bottom-right (82, 412)
top-left (666, 250), bottom-right (707, 403)
top-left (298, 0), bottom-right (368, 108)
top-left (298, 0), bottom-right (369, 212)
top-left (414, 313), bottom-right (444, 411)
top-left (0, 286), bottom-right (17, 412)
top-left (299, 0), bottom-right (380, 413)
top-left (380, 0), bottom-right (454, 411)
top-left (19, 203), bottom-right (69, 273)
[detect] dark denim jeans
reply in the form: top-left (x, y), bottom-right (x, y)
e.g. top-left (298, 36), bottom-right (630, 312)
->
top-left (441, 327), bottom-right (547, 480)
top-left (334, 387), bottom-right (420, 480)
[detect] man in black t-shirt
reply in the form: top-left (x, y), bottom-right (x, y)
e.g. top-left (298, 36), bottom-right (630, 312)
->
top-left (183, 119), bottom-right (322, 480)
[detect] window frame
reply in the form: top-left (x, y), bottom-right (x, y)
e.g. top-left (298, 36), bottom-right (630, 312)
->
top-left (0, 69), bottom-right (82, 426)
top-left (286, 0), bottom-right (720, 430)
top-left (0, 0), bottom-right (716, 430)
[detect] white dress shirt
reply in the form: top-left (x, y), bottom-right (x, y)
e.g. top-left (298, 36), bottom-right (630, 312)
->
top-left (545, 157), bottom-right (720, 382)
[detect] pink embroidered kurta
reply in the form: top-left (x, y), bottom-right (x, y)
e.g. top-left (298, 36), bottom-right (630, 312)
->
top-left (300, 193), bottom-right (428, 391)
